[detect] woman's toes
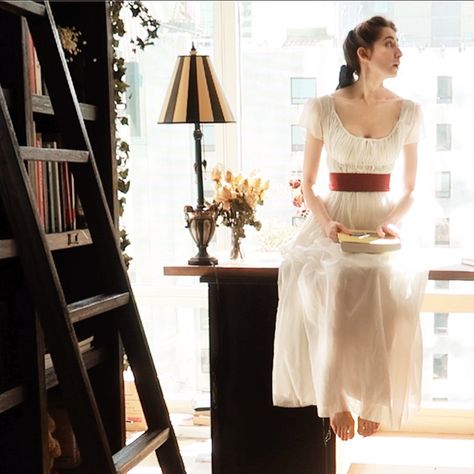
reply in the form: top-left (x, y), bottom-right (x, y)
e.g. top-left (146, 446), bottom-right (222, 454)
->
top-left (331, 412), bottom-right (355, 441)
top-left (357, 418), bottom-right (380, 437)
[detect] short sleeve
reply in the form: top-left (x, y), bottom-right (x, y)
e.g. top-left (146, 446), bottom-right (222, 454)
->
top-left (298, 98), bottom-right (323, 140)
top-left (404, 102), bottom-right (424, 145)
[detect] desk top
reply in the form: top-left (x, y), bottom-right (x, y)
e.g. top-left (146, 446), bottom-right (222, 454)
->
top-left (164, 254), bottom-right (474, 281)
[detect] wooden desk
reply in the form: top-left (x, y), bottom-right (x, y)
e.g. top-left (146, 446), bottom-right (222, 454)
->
top-left (164, 259), bottom-right (474, 474)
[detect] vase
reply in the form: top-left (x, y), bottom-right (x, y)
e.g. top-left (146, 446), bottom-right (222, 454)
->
top-left (229, 226), bottom-right (244, 261)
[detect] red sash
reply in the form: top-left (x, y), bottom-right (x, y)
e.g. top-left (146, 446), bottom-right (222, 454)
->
top-left (329, 173), bottom-right (390, 192)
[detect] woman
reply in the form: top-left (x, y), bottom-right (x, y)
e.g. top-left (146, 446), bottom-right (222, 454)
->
top-left (272, 16), bottom-right (428, 441)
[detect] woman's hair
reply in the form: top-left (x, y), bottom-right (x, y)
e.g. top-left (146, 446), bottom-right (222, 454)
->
top-left (336, 16), bottom-right (397, 90)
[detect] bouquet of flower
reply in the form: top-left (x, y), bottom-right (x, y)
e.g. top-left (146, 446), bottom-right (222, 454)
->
top-left (211, 165), bottom-right (270, 258)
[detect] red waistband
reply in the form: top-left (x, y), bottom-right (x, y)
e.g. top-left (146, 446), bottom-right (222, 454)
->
top-left (329, 173), bottom-right (391, 192)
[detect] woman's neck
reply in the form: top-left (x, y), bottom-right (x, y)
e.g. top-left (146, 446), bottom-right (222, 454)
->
top-left (350, 71), bottom-right (387, 104)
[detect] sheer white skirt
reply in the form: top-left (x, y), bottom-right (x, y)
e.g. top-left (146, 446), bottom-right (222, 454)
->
top-left (272, 190), bottom-right (428, 428)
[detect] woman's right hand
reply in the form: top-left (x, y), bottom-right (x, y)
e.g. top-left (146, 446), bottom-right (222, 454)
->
top-left (324, 220), bottom-right (351, 243)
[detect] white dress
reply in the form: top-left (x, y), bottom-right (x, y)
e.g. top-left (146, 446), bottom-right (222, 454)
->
top-left (272, 95), bottom-right (428, 429)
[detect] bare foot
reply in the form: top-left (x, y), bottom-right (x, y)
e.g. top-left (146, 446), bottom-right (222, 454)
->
top-left (357, 417), bottom-right (380, 437)
top-left (330, 411), bottom-right (355, 441)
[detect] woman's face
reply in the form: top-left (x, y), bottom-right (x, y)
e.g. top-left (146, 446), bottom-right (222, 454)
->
top-left (361, 27), bottom-right (403, 78)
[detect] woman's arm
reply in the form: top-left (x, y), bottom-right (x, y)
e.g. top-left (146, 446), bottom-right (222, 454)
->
top-left (376, 142), bottom-right (418, 237)
top-left (302, 132), bottom-right (351, 242)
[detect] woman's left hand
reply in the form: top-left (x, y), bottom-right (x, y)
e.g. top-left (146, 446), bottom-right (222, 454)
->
top-left (376, 223), bottom-right (400, 238)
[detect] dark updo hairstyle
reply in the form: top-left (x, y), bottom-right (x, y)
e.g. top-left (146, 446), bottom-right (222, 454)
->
top-left (337, 16), bottom-right (397, 90)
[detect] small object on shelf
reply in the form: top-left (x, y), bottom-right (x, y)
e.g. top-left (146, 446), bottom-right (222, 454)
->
top-left (338, 230), bottom-right (401, 254)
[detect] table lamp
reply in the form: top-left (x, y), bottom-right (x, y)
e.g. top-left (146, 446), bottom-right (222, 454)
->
top-left (158, 44), bottom-right (235, 265)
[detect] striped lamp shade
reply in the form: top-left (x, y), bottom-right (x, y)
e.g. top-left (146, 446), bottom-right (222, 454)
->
top-left (159, 45), bottom-right (235, 124)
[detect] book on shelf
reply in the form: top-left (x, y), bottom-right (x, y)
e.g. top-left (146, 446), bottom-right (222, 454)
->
top-left (44, 336), bottom-right (94, 370)
top-left (338, 230), bottom-right (401, 254)
top-left (26, 131), bottom-right (79, 234)
top-left (461, 257), bottom-right (474, 267)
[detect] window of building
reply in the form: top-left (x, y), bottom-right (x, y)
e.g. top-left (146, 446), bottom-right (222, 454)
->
top-left (437, 76), bottom-right (453, 104)
top-left (434, 280), bottom-right (450, 290)
top-left (433, 354), bottom-right (448, 379)
top-left (435, 171), bottom-right (451, 198)
top-left (291, 124), bottom-right (305, 152)
top-left (434, 312), bottom-right (449, 335)
top-left (435, 218), bottom-right (450, 246)
top-left (436, 124), bottom-right (452, 151)
top-left (291, 77), bottom-right (316, 105)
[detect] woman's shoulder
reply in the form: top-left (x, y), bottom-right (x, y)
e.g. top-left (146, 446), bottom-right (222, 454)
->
top-left (400, 98), bottom-right (422, 121)
top-left (303, 95), bottom-right (333, 115)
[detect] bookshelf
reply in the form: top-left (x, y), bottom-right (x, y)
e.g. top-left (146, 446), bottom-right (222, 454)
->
top-left (0, 3), bottom-right (122, 472)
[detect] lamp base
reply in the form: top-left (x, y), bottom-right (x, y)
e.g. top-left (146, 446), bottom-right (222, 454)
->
top-left (188, 254), bottom-right (218, 266)
top-left (184, 205), bottom-right (218, 266)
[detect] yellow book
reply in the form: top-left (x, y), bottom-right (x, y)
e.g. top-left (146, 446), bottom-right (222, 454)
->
top-left (338, 230), bottom-right (401, 254)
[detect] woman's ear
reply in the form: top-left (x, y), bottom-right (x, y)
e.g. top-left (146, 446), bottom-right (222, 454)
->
top-left (357, 46), bottom-right (371, 63)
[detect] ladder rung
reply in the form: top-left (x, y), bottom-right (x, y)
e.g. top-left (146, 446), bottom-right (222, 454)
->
top-left (67, 293), bottom-right (130, 323)
top-left (32, 94), bottom-right (98, 121)
top-left (0, 1), bottom-right (45, 17)
top-left (113, 428), bottom-right (170, 474)
top-left (20, 146), bottom-right (90, 163)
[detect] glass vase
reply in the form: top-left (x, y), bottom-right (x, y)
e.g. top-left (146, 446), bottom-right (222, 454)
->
top-left (229, 226), bottom-right (244, 261)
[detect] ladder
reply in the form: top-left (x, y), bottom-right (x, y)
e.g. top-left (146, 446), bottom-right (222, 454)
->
top-left (0, 1), bottom-right (186, 473)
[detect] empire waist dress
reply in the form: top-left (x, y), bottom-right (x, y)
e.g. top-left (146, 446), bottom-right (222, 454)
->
top-left (272, 95), bottom-right (428, 428)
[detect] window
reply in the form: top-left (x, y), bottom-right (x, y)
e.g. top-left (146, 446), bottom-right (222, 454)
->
top-left (434, 312), bottom-right (449, 335)
top-left (291, 124), bottom-right (305, 152)
top-left (435, 171), bottom-right (451, 198)
top-left (201, 348), bottom-right (210, 374)
top-left (433, 354), bottom-right (448, 379)
top-left (125, 61), bottom-right (142, 136)
top-left (434, 280), bottom-right (450, 290)
top-left (436, 124), bottom-right (452, 151)
top-left (437, 76), bottom-right (453, 104)
top-left (431, 1), bottom-right (461, 47)
top-left (291, 77), bottom-right (316, 105)
top-left (435, 218), bottom-right (450, 246)
top-left (202, 124), bottom-right (215, 153)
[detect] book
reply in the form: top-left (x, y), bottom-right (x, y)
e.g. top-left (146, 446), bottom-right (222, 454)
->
top-left (461, 257), bottom-right (474, 267)
top-left (338, 230), bottom-right (401, 254)
top-left (44, 336), bottom-right (94, 370)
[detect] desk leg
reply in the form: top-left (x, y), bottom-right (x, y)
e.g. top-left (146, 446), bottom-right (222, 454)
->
top-left (208, 279), bottom-right (335, 474)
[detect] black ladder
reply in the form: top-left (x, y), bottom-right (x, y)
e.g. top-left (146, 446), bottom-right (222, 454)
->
top-left (0, 1), bottom-right (186, 473)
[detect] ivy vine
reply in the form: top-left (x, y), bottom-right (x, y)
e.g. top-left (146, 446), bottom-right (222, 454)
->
top-left (109, 1), bottom-right (160, 267)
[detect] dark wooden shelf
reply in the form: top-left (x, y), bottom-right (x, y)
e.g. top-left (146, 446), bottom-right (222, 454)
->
top-left (0, 229), bottom-right (92, 259)
top-left (20, 146), bottom-right (89, 163)
top-left (32, 94), bottom-right (98, 121)
top-left (0, 348), bottom-right (106, 414)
